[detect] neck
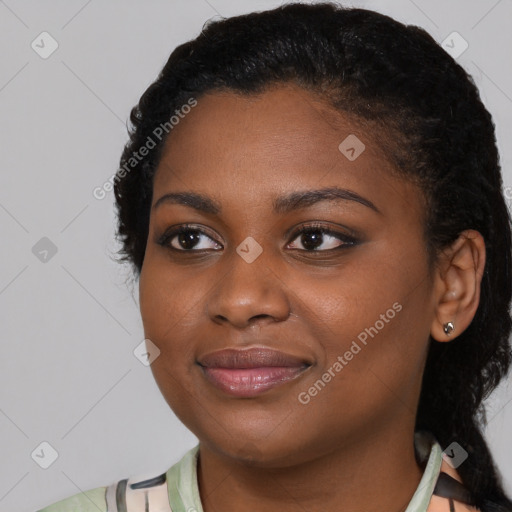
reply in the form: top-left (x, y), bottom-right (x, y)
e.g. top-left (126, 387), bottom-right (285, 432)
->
top-left (197, 423), bottom-right (425, 512)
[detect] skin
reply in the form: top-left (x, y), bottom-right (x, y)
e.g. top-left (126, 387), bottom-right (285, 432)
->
top-left (138, 83), bottom-right (486, 512)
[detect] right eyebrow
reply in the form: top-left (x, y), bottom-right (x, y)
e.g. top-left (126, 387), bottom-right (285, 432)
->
top-left (153, 192), bottom-right (221, 215)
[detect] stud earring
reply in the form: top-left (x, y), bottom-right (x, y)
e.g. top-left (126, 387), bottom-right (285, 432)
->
top-left (443, 322), bottom-right (455, 336)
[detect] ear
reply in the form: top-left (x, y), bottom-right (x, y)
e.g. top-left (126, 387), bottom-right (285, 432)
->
top-left (430, 229), bottom-right (486, 342)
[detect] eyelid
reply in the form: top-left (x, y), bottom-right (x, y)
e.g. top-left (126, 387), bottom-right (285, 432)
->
top-left (287, 222), bottom-right (359, 250)
top-left (288, 220), bottom-right (360, 238)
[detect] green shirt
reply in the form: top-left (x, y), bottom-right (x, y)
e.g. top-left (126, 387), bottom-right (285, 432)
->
top-left (37, 432), bottom-right (443, 512)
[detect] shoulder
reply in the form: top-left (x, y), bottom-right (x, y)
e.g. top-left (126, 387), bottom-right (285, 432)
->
top-left (36, 472), bottom-right (171, 512)
top-left (427, 457), bottom-right (480, 512)
top-left (36, 473), bottom-right (169, 512)
top-left (36, 485), bottom-right (107, 512)
top-left (36, 446), bottom-right (200, 512)
top-left (428, 495), bottom-right (480, 511)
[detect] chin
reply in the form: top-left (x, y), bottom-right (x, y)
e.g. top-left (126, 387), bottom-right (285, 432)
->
top-left (200, 429), bottom-right (314, 469)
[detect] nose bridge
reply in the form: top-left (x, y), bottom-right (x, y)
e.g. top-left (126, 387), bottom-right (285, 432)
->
top-left (206, 240), bottom-right (290, 327)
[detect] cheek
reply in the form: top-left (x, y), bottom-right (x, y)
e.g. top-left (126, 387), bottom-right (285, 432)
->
top-left (300, 281), bottom-right (408, 377)
top-left (292, 289), bottom-right (428, 445)
top-left (139, 254), bottom-right (205, 341)
top-left (139, 260), bottom-right (201, 417)
top-left (298, 240), bottom-right (432, 382)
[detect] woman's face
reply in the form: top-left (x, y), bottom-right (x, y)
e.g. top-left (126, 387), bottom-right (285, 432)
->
top-left (139, 84), bottom-right (437, 466)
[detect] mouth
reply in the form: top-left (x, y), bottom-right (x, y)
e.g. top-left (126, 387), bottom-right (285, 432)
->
top-left (197, 347), bottom-right (312, 398)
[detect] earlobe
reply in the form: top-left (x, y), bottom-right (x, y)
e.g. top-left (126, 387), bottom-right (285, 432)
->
top-left (442, 321), bottom-right (455, 336)
top-left (430, 230), bottom-right (486, 343)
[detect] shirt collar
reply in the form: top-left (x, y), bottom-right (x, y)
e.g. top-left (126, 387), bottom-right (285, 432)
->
top-left (166, 431), bottom-right (443, 512)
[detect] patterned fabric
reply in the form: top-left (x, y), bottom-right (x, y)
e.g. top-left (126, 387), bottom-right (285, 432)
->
top-left (105, 472), bottom-right (172, 512)
top-left (411, 431), bottom-right (478, 512)
top-left (36, 431), bottom-right (477, 512)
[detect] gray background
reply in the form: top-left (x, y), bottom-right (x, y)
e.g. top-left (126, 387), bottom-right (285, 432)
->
top-left (1, 1), bottom-right (511, 511)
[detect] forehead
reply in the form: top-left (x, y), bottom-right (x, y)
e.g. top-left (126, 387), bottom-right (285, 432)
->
top-left (152, 84), bottom-right (420, 220)
top-left (158, 84), bottom-right (392, 166)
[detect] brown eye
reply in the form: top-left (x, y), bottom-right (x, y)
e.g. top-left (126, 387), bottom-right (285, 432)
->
top-left (288, 225), bottom-right (358, 252)
top-left (158, 225), bottom-right (222, 251)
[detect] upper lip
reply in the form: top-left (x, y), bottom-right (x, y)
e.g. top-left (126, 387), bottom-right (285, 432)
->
top-left (198, 347), bottom-right (311, 369)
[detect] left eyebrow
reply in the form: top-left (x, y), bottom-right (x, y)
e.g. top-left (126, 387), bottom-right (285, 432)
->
top-left (273, 186), bottom-right (381, 215)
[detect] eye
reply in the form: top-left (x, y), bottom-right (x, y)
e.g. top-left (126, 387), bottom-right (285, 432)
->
top-left (287, 224), bottom-right (358, 252)
top-left (157, 223), bottom-right (359, 253)
top-left (157, 224), bottom-right (222, 251)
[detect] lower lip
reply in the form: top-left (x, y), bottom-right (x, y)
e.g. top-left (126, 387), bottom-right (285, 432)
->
top-left (201, 366), bottom-right (308, 397)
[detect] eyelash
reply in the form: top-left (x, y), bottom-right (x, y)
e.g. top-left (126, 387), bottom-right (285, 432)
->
top-left (157, 223), bottom-right (359, 253)
top-left (289, 224), bottom-right (358, 252)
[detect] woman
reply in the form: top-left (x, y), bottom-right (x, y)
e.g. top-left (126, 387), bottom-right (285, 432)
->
top-left (37, 2), bottom-right (512, 511)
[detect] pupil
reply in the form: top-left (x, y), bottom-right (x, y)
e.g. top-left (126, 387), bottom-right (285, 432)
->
top-left (179, 231), bottom-right (199, 249)
top-left (302, 231), bottom-right (322, 250)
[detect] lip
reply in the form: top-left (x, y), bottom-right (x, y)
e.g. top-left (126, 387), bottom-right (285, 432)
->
top-left (197, 347), bottom-right (311, 397)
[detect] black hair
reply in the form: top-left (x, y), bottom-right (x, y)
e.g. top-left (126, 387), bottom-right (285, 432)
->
top-left (113, 3), bottom-right (512, 510)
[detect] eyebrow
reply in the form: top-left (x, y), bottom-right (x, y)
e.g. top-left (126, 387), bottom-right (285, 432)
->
top-left (153, 186), bottom-right (381, 215)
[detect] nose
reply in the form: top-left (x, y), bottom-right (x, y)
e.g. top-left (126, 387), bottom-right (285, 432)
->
top-left (206, 248), bottom-right (291, 329)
